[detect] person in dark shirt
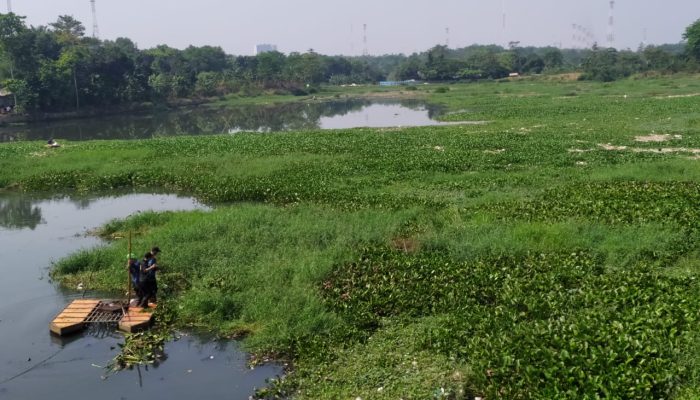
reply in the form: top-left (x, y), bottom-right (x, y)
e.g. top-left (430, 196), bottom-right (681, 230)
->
top-left (139, 247), bottom-right (161, 307)
top-left (126, 253), bottom-right (141, 303)
top-left (138, 252), bottom-right (153, 307)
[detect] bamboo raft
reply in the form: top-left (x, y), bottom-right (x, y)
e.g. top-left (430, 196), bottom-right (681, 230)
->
top-left (50, 299), bottom-right (156, 336)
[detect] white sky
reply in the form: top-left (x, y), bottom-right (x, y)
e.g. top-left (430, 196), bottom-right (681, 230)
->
top-left (12, 0), bottom-right (700, 55)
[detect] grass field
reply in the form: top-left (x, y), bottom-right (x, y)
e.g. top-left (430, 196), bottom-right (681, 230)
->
top-left (2, 74), bottom-right (700, 398)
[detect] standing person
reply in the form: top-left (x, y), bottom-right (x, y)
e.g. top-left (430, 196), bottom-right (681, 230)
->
top-left (126, 253), bottom-right (141, 304)
top-left (138, 252), bottom-right (153, 308)
top-left (140, 247), bottom-right (161, 307)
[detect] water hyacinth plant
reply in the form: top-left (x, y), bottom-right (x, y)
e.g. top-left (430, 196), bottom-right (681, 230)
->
top-left (4, 75), bottom-right (700, 398)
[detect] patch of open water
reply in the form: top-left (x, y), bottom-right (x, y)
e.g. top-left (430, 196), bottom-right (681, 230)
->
top-left (0, 99), bottom-right (464, 142)
top-left (0, 192), bottom-right (281, 399)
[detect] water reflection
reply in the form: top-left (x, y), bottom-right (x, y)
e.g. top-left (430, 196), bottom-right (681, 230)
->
top-left (0, 192), bottom-right (136, 230)
top-left (0, 194), bottom-right (43, 229)
top-left (0, 192), bottom-right (280, 399)
top-left (0, 99), bottom-right (447, 142)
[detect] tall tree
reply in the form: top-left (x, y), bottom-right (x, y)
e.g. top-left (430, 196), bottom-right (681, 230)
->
top-left (0, 13), bottom-right (28, 106)
top-left (49, 15), bottom-right (85, 44)
top-left (50, 15), bottom-right (87, 110)
top-left (683, 18), bottom-right (700, 62)
top-left (542, 48), bottom-right (564, 71)
top-left (256, 51), bottom-right (285, 86)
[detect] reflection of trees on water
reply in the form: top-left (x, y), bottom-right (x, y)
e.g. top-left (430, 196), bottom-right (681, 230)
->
top-left (0, 99), bottom-right (447, 142)
top-left (194, 100), bottom-right (372, 134)
top-left (0, 196), bottom-right (43, 230)
top-left (0, 193), bottom-right (110, 230)
top-left (396, 99), bottom-right (446, 119)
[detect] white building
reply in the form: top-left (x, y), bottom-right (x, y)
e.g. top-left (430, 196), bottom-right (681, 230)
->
top-left (255, 44), bottom-right (278, 55)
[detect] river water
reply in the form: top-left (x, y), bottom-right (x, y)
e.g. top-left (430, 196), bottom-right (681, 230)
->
top-left (0, 192), bottom-right (281, 399)
top-left (0, 99), bottom-right (449, 142)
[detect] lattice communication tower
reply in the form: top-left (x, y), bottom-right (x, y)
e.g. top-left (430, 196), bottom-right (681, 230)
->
top-left (91, 0), bottom-right (100, 39)
top-left (606, 1), bottom-right (615, 47)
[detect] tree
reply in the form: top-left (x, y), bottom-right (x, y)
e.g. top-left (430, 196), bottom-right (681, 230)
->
top-left (393, 54), bottom-right (423, 81)
top-left (418, 45), bottom-right (467, 81)
top-left (581, 47), bottom-right (647, 81)
top-left (195, 71), bottom-right (220, 96)
top-left (148, 73), bottom-right (171, 99)
top-left (285, 51), bottom-right (324, 84)
top-left (49, 15), bottom-right (85, 44)
top-left (642, 46), bottom-right (678, 72)
top-left (522, 54), bottom-right (545, 74)
top-left (182, 45), bottom-right (228, 74)
top-left (256, 51), bottom-right (285, 86)
top-left (3, 78), bottom-right (34, 112)
top-left (542, 48), bottom-right (564, 71)
top-left (683, 18), bottom-right (700, 62)
top-left (57, 46), bottom-right (89, 110)
top-left (48, 16), bottom-right (89, 110)
top-left (466, 50), bottom-right (508, 79)
top-left (0, 13), bottom-right (27, 106)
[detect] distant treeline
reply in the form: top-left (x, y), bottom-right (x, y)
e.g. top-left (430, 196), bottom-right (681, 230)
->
top-left (1, 13), bottom-right (699, 113)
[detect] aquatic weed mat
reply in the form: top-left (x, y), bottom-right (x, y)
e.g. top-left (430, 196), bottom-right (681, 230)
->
top-left (319, 248), bottom-right (700, 399)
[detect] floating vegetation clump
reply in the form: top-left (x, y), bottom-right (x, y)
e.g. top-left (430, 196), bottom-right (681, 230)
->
top-left (107, 330), bottom-right (169, 372)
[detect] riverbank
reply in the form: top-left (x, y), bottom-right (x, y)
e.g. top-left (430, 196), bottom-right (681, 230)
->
top-left (0, 191), bottom-right (280, 399)
top-left (0, 84), bottom-right (428, 128)
top-left (0, 97), bottom-right (212, 126)
top-left (2, 76), bottom-right (700, 398)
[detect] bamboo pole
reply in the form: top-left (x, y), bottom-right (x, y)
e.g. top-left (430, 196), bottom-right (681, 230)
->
top-left (127, 231), bottom-right (132, 306)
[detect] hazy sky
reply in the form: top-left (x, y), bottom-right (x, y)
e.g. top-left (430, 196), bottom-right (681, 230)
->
top-left (12, 1), bottom-right (700, 55)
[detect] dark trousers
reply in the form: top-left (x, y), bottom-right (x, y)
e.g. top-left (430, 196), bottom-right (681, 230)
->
top-left (132, 280), bottom-right (142, 299)
top-left (138, 279), bottom-right (157, 307)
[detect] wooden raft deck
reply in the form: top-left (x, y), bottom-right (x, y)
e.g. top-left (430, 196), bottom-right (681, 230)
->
top-left (50, 299), bottom-right (155, 336)
top-left (50, 299), bottom-right (100, 336)
top-left (119, 304), bottom-right (156, 333)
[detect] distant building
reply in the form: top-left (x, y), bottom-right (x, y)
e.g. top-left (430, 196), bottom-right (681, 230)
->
top-left (255, 44), bottom-right (278, 55)
top-left (379, 79), bottom-right (418, 87)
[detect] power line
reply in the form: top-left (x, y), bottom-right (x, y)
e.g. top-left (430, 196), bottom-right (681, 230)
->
top-left (571, 23), bottom-right (596, 49)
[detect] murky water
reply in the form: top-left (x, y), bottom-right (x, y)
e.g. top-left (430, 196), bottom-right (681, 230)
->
top-left (0, 192), bottom-right (282, 399)
top-left (0, 99), bottom-right (449, 142)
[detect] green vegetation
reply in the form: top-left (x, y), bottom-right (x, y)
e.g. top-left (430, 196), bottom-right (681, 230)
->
top-left (3, 75), bottom-right (700, 398)
top-left (1, 12), bottom-right (698, 115)
top-left (684, 18), bottom-right (700, 63)
top-left (0, 13), bottom-right (385, 114)
top-left (106, 330), bottom-right (168, 372)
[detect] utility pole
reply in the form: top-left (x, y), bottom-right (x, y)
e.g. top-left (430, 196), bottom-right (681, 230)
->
top-left (362, 23), bottom-right (368, 56)
top-left (501, 0), bottom-right (507, 47)
top-left (91, 0), bottom-right (100, 39)
top-left (6, 0), bottom-right (11, 13)
top-left (445, 27), bottom-right (450, 48)
top-left (350, 24), bottom-right (354, 55)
